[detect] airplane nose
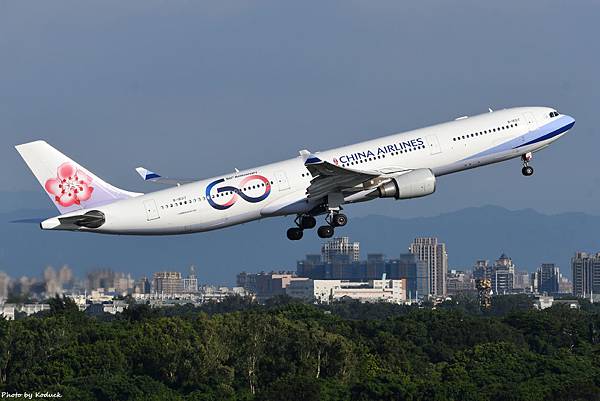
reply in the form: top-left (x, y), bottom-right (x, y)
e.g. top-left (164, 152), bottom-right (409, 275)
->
top-left (564, 115), bottom-right (575, 126)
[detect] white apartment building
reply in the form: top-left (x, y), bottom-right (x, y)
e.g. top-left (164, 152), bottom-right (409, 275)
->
top-left (286, 279), bottom-right (407, 304)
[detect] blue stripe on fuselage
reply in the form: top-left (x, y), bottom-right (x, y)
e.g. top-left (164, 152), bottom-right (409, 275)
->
top-left (516, 120), bottom-right (575, 148)
top-left (463, 116), bottom-right (574, 161)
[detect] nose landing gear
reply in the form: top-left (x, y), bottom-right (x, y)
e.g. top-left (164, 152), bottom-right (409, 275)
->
top-left (522, 166), bottom-right (534, 176)
top-left (521, 153), bottom-right (534, 176)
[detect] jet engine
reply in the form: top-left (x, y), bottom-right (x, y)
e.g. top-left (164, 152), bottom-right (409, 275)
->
top-left (377, 169), bottom-right (436, 200)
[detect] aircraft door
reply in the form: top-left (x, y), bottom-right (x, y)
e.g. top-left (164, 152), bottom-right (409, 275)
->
top-left (275, 171), bottom-right (290, 191)
top-left (143, 199), bottom-right (160, 221)
top-left (522, 112), bottom-right (536, 131)
top-left (425, 135), bottom-right (442, 155)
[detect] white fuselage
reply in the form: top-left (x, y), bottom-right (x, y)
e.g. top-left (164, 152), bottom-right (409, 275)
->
top-left (43, 106), bottom-right (575, 235)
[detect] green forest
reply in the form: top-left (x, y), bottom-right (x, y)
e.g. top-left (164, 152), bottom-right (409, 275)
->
top-left (1, 295), bottom-right (599, 401)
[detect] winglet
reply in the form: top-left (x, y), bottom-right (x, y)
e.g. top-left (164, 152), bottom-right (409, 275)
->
top-left (305, 155), bottom-right (322, 165)
top-left (299, 149), bottom-right (322, 165)
top-left (135, 167), bottom-right (161, 181)
top-left (135, 167), bottom-right (195, 186)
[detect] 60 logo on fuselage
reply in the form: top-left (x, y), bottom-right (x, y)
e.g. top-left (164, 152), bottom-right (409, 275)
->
top-left (206, 174), bottom-right (271, 210)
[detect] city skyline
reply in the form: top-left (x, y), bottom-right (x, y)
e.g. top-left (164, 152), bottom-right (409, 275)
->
top-left (3, 233), bottom-right (584, 303)
top-left (0, 245), bottom-right (576, 288)
top-left (3, 205), bottom-right (598, 282)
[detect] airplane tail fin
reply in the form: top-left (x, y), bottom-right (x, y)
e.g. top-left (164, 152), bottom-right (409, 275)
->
top-left (15, 140), bottom-right (142, 214)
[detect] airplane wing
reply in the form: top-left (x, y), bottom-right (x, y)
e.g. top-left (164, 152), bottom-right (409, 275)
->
top-left (299, 150), bottom-right (381, 200)
top-left (135, 167), bottom-right (196, 186)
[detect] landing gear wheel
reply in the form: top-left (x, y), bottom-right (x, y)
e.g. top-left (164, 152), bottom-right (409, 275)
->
top-left (300, 215), bottom-right (317, 229)
top-left (332, 213), bottom-right (348, 227)
top-left (286, 227), bottom-right (303, 241)
top-left (522, 166), bottom-right (534, 176)
top-left (317, 225), bottom-right (334, 238)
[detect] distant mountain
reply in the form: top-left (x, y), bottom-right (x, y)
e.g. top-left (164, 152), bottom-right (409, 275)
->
top-left (1, 205), bottom-right (598, 285)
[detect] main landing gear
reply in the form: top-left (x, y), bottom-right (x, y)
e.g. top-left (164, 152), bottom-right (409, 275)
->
top-left (521, 152), bottom-right (534, 176)
top-left (286, 214), bottom-right (317, 241)
top-left (286, 211), bottom-right (348, 240)
top-left (316, 211), bottom-right (347, 239)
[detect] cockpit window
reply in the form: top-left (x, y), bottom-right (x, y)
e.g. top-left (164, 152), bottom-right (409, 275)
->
top-left (549, 111), bottom-right (559, 118)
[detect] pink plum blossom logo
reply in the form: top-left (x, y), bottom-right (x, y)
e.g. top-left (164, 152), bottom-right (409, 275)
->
top-left (44, 163), bottom-right (94, 207)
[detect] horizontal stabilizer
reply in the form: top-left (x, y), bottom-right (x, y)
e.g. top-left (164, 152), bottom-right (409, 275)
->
top-left (41, 210), bottom-right (105, 230)
top-left (58, 210), bottom-right (105, 228)
top-left (10, 217), bottom-right (48, 224)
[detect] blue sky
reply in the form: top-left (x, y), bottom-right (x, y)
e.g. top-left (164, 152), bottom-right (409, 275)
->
top-left (1, 0), bottom-right (598, 219)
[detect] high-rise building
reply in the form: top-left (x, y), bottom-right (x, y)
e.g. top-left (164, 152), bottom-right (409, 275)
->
top-left (571, 252), bottom-right (600, 298)
top-left (514, 270), bottom-right (531, 290)
top-left (16, 276), bottom-right (31, 296)
top-left (87, 269), bottom-right (116, 291)
top-left (321, 237), bottom-right (360, 263)
top-left (114, 273), bottom-right (135, 293)
top-left (296, 255), bottom-right (321, 278)
top-left (43, 266), bottom-right (57, 283)
top-left (44, 265), bottom-right (62, 296)
top-left (152, 271), bottom-right (183, 295)
top-left (409, 237), bottom-right (448, 297)
top-left (558, 275), bottom-right (573, 294)
top-left (58, 265), bottom-right (74, 288)
top-left (473, 260), bottom-right (492, 281)
top-left (366, 253), bottom-right (386, 279)
top-left (491, 253), bottom-right (515, 295)
top-left (182, 266), bottom-right (198, 293)
top-left (446, 270), bottom-right (475, 295)
top-left (388, 253), bottom-right (429, 298)
top-left (236, 271), bottom-right (258, 294)
top-left (0, 272), bottom-right (9, 301)
top-left (537, 263), bottom-right (560, 294)
top-left (134, 277), bottom-right (151, 294)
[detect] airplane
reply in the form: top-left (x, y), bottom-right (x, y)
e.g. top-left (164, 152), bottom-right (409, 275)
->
top-left (15, 106), bottom-right (574, 240)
